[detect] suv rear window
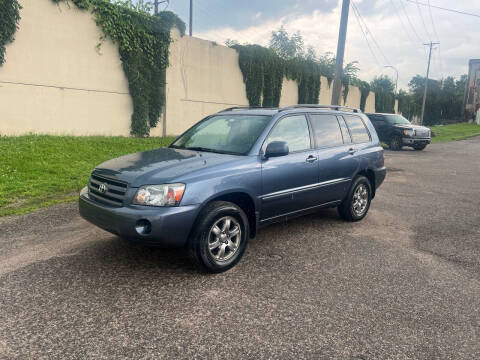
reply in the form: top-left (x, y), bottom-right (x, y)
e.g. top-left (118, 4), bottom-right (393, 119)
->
top-left (344, 115), bottom-right (371, 144)
top-left (309, 114), bottom-right (344, 148)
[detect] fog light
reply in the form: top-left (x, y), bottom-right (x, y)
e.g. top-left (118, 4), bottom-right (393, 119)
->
top-left (135, 219), bottom-right (152, 235)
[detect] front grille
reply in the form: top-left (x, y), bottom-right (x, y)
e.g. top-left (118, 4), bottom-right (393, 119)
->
top-left (88, 173), bottom-right (128, 207)
top-left (415, 129), bottom-right (430, 138)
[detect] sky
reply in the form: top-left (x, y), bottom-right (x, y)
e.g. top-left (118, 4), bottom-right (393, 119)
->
top-left (161, 0), bottom-right (479, 90)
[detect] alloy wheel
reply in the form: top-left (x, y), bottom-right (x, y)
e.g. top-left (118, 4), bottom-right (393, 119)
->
top-left (352, 184), bottom-right (369, 217)
top-left (207, 216), bottom-right (242, 263)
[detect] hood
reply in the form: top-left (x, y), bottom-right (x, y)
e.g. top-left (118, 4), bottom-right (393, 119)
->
top-left (393, 124), bottom-right (429, 131)
top-left (93, 147), bottom-right (240, 187)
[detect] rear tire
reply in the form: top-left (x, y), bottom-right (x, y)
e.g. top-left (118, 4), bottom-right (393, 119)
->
top-left (188, 201), bottom-right (249, 273)
top-left (413, 144), bottom-right (427, 150)
top-left (389, 136), bottom-right (403, 151)
top-left (338, 176), bottom-right (372, 222)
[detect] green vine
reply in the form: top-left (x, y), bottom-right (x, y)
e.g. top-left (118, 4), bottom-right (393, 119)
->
top-left (232, 45), bottom-right (327, 106)
top-left (0, 0), bottom-right (21, 66)
top-left (353, 80), bottom-right (370, 112)
top-left (285, 57), bottom-right (321, 104)
top-left (342, 81), bottom-right (349, 104)
top-left (51, 0), bottom-right (184, 136)
top-left (231, 45), bottom-right (284, 107)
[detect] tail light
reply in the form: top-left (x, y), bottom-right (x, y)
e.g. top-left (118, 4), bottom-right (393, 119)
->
top-left (381, 148), bottom-right (385, 166)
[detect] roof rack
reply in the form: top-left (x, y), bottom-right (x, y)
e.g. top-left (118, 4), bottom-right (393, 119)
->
top-left (219, 106), bottom-right (278, 112)
top-left (279, 104), bottom-right (362, 113)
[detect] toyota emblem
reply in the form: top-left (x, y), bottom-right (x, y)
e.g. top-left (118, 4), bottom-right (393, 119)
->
top-left (98, 183), bottom-right (108, 194)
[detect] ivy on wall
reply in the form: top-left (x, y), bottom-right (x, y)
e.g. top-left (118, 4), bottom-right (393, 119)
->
top-left (231, 45), bottom-right (284, 107)
top-left (285, 57), bottom-right (321, 104)
top-left (0, 0), bottom-right (21, 66)
top-left (50, 0), bottom-right (185, 136)
top-left (231, 44), bottom-right (358, 107)
top-left (0, 0), bottom-right (184, 136)
top-left (353, 80), bottom-right (370, 112)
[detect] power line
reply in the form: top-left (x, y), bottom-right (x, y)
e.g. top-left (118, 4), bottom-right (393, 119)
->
top-left (425, 0), bottom-right (439, 40)
top-left (415, 0), bottom-right (432, 41)
top-left (426, 0), bottom-right (443, 79)
top-left (405, 0), bottom-right (480, 19)
top-left (397, 0), bottom-right (424, 43)
top-left (389, 0), bottom-right (418, 48)
top-left (389, 0), bottom-right (429, 61)
top-left (351, 1), bottom-right (391, 65)
top-left (350, 2), bottom-right (382, 67)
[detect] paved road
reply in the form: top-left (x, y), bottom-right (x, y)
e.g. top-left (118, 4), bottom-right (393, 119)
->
top-left (1, 138), bottom-right (480, 359)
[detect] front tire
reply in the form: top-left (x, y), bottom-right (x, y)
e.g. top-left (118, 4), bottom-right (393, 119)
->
top-left (389, 136), bottom-right (403, 151)
top-left (338, 176), bottom-right (372, 222)
top-left (188, 201), bottom-right (249, 273)
top-left (413, 144), bottom-right (427, 150)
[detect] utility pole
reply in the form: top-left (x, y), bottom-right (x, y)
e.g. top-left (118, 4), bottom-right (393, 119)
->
top-left (189, 0), bottom-right (193, 36)
top-left (420, 42), bottom-right (439, 125)
top-left (154, 0), bottom-right (159, 14)
top-left (331, 0), bottom-right (350, 105)
top-left (384, 65), bottom-right (398, 94)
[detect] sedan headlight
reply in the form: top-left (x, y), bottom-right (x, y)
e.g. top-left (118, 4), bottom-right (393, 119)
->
top-left (133, 183), bottom-right (185, 207)
top-left (403, 128), bottom-right (414, 136)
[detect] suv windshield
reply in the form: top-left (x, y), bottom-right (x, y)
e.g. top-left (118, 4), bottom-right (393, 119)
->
top-left (171, 114), bottom-right (272, 155)
top-left (385, 114), bottom-right (411, 125)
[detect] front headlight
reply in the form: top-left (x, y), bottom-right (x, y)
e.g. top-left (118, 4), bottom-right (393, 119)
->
top-left (403, 128), bottom-right (414, 136)
top-left (133, 183), bottom-right (185, 207)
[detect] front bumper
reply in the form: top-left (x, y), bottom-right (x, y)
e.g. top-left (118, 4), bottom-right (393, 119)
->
top-left (79, 187), bottom-right (200, 247)
top-left (402, 137), bottom-right (431, 145)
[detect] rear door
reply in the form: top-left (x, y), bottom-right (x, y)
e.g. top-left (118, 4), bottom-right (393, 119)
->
top-left (260, 114), bottom-right (319, 221)
top-left (342, 114), bottom-right (373, 175)
top-left (308, 113), bottom-right (357, 203)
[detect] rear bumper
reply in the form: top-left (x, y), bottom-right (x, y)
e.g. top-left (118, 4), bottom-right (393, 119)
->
top-left (402, 137), bottom-right (431, 145)
top-left (373, 166), bottom-right (387, 190)
top-left (78, 187), bottom-right (200, 247)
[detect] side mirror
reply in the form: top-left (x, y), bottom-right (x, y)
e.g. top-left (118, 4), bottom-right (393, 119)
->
top-left (264, 141), bottom-right (289, 158)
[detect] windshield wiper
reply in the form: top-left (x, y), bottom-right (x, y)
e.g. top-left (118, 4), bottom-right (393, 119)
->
top-left (185, 146), bottom-right (241, 155)
top-left (185, 146), bottom-right (216, 152)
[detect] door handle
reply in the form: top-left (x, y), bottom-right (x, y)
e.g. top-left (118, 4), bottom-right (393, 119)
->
top-left (348, 148), bottom-right (357, 155)
top-left (306, 155), bottom-right (318, 163)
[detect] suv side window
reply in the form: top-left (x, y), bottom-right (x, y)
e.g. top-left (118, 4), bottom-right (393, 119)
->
top-left (337, 116), bottom-right (352, 144)
top-left (344, 115), bottom-right (371, 144)
top-left (267, 115), bottom-right (311, 152)
top-left (309, 114), bottom-right (344, 148)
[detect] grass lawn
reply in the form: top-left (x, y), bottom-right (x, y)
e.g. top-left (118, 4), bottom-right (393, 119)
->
top-left (0, 135), bottom-right (175, 217)
top-left (430, 123), bottom-right (480, 143)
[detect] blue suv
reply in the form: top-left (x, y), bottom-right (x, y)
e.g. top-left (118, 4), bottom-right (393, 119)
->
top-left (79, 105), bottom-right (386, 272)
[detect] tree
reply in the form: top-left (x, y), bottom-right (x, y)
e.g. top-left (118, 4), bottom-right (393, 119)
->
top-left (269, 26), bottom-right (304, 60)
top-left (113, 0), bottom-right (152, 14)
top-left (269, 27), bottom-right (359, 85)
top-left (371, 76), bottom-right (395, 113)
top-left (225, 39), bottom-right (240, 47)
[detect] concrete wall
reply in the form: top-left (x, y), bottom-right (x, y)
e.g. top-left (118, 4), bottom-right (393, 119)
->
top-left (0, 0), bottom-right (377, 136)
top-left (0, 0), bottom-right (132, 136)
top-left (151, 30), bottom-right (251, 136)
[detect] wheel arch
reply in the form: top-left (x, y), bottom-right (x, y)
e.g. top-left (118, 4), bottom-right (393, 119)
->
top-left (193, 191), bottom-right (258, 239)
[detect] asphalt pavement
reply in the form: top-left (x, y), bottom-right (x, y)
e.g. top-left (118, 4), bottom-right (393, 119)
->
top-left (1, 137), bottom-right (480, 359)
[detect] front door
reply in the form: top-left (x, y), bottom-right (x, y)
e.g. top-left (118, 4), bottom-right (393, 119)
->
top-left (260, 114), bottom-right (319, 221)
